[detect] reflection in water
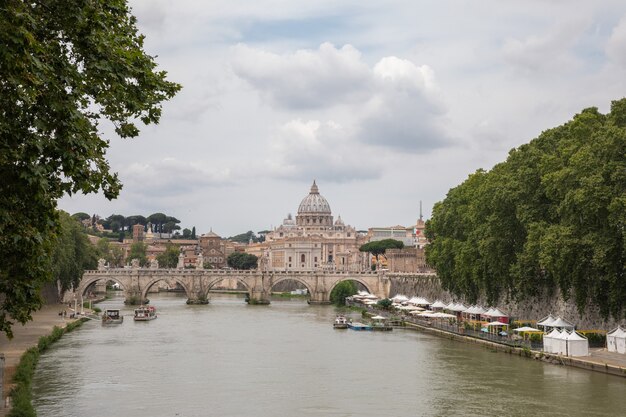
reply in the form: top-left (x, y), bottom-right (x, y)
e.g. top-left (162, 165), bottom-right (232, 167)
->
top-left (32, 293), bottom-right (625, 417)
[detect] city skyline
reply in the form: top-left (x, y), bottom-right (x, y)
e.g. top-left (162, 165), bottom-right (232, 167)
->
top-left (58, 1), bottom-right (626, 235)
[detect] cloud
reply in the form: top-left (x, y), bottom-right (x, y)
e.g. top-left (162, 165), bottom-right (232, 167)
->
top-left (120, 158), bottom-right (233, 196)
top-left (606, 15), bottom-right (626, 67)
top-left (232, 43), bottom-right (452, 152)
top-left (231, 42), bottom-right (371, 108)
top-left (502, 19), bottom-right (590, 72)
top-left (266, 119), bottom-right (384, 182)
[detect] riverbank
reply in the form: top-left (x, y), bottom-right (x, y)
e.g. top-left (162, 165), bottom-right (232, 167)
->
top-left (0, 304), bottom-right (93, 416)
top-left (402, 319), bottom-right (626, 378)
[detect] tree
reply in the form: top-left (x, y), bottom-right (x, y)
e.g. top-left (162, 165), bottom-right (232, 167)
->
top-left (377, 298), bottom-right (393, 309)
top-left (191, 227), bottom-right (197, 239)
top-left (330, 280), bottom-right (357, 306)
top-left (51, 212), bottom-right (98, 298)
top-left (182, 228), bottom-right (192, 239)
top-left (425, 100), bottom-right (626, 320)
top-left (71, 212), bottom-right (91, 222)
top-left (228, 231), bottom-right (259, 243)
top-left (227, 252), bottom-right (258, 270)
top-left (157, 244), bottom-right (180, 268)
top-left (0, 1), bottom-right (179, 336)
top-left (359, 239), bottom-right (404, 267)
top-left (128, 242), bottom-right (148, 267)
top-left (147, 213), bottom-right (167, 233)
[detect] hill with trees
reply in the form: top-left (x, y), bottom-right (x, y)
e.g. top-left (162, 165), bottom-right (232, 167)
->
top-left (425, 99), bottom-right (626, 320)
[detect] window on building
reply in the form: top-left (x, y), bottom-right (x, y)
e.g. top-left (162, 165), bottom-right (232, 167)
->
top-left (314, 257), bottom-right (317, 262)
top-left (288, 256), bottom-right (292, 262)
top-left (301, 254), bottom-right (305, 263)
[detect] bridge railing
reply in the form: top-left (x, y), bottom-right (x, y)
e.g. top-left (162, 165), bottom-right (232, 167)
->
top-left (84, 268), bottom-right (382, 276)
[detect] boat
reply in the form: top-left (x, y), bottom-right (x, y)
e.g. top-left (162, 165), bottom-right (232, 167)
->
top-left (102, 309), bottom-right (124, 325)
top-left (134, 305), bottom-right (157, 321)
top-left (333, 315), bottom-right (349, 329)
top-left (348, 321), bottom-right (373, 331)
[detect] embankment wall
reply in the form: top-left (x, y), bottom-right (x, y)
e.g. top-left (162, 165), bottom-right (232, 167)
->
top-left (388, 274), bottom-right (624, 330)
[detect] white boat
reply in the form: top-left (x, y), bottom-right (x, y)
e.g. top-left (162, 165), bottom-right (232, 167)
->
top-left (134, 306), bottom-right (157, 321)
top-left (102, 309), bottom-right (124, 325)
top-left (333, 315), bottom-right (349, 329)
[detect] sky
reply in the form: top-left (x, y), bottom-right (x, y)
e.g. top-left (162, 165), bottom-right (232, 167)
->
top-left (58, 0), bottom-right (626, 236)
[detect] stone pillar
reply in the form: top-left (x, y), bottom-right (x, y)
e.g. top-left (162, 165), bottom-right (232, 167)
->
top-left (177, 253), bottom-right (185, 269)
top-left (124, 270), bottom-right (143, 305)
top-left (247, 289), bottom-right (271, 305)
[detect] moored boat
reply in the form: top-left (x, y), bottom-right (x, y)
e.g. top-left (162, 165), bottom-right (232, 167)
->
top-left (333, 315), bottom-right (349, 329)
top-left (102, 309), bottom-right (124, 325)
top-left (134, 305), bottom-right (157, 321)
top-left (348, 321), bottom-right (373, 331)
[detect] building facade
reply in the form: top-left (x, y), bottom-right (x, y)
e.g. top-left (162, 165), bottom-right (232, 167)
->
top-left (247, 181), bottom-right (369, 272)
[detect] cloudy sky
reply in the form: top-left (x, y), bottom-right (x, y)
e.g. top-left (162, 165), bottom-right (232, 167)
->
top-left (59, 0), bottom-right (626, 236)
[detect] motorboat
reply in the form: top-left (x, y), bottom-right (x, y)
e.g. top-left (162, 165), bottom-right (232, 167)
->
top-left (333, 315), bottom-right (349, 329)
top-left (134, 306), bottom-right (157, 321)
top-left (102, 309), bottom-right (124, 325)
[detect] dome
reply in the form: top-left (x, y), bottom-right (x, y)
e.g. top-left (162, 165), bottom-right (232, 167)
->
top-left (298, 181), bottom-right (331, 214)
top-left (334, 215), bottom-right (344, 226)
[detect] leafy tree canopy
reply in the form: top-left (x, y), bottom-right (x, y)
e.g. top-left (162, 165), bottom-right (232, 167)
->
top-left (0, 0), bottom-right (180, 336)
top-left (359, 239), bottom-right (405, 256)
top-left (330, 280), bottom-right (357, 306)
top-left (157, 243), bottom-right (179, 268)
top-left (227, 252), bottom-right (258, 270)
top-left (425, 100), bottom-right (626, 320)
top-left (128, 242), bottom-right (148, 267)
top-left (228, 231), bottom-right (260, 243)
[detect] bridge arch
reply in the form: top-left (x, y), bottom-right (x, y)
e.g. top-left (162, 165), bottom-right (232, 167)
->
top-left (268, 276), bottom-right (314, 297)
top-left (328, 277), bottom-right (374, 297)
top-left (141, 276), bottom-right (192, 301)
top-left (76, 275), bottom-right (129, 298)
top-left (203, 275), bottom-right (252, 298)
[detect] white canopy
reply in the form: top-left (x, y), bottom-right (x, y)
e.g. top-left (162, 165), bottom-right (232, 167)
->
top-left (551, 317), bottom-right (575, 329)
top-left (486, 321), bottom-right (508, 327)
top-left (371, 315), bottom-right (386, 320)
top-left (448, 303), bottom-right (467, 312)
top-left (408, 297), bottom-right (421, 305)
top-left (433, 312), bottom-right (457, 319)
top-left (484, 308), bottom-right (508, 318)
top-left (607, 327), bottom-right (626, 354)
top-left (514, 326), bottom-right (541, 332)
top-left (537, 315), bottom-right (556, 327)
top-left (431, 300), bottom-right (447, 309)
top-left (554, 330), bottom-right (570, 355)
top-left (566, 331), bottom-right (589, 357)
top-left (543, 328), bottom-right (562, 354)
top-left (391, 294), bottom-right (409, 302)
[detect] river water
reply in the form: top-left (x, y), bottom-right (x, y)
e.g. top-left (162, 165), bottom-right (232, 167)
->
top-left (32, 293), bottom-right (624, 417)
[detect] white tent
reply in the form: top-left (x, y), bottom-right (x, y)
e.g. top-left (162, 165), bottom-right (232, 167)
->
top-left (484, 308), bottom-right (508, 319)
top-left (566, 330), bottom-right (589, 357)
top-left (551, 317), bottom-right (575, 330)
top-left (431, 300), bottom-right (447, 310)
top-left (607, 327), bottom-right (626, 354)
top-left (543, 328), bottom-right (561, 354)
top-left (554, 330), bottom-right (570, 355)
top-left (537, 314), bottom-right (557, 330)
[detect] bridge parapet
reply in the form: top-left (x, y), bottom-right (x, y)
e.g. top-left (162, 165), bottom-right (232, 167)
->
top-left (78, 269), bottom-right (391, 306)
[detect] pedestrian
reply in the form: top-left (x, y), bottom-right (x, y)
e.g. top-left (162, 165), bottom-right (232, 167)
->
top-left (63, 310), bottom-right (67, 319)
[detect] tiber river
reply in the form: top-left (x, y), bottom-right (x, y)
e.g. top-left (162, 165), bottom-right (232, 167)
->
top-left (32, 293), bottom-right (625, 417)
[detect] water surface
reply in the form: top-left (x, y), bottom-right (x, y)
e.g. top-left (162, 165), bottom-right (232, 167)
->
top-left (32, 293), bottom-right (625, 417)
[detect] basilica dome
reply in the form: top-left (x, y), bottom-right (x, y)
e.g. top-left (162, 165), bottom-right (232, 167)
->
top-left (298, 181), bottom-right (331, 214)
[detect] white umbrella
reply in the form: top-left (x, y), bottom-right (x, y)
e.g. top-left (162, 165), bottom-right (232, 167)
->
top-left (486, 321), bottom-right (508, 327)
top-left (371, 315), bottom-right (386, 320)
top-left (513, 326), bottom-right (541, 332)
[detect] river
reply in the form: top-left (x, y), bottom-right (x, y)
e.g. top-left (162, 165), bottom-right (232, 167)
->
top-left (32, 293), bottom-right (625, 417)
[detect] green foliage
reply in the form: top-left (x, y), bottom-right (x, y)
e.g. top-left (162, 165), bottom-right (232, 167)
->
top-left (228, 230), bottom-right (260, 243)
top-left (0, 0), bottom-right (180, 337)
top-left (157, 243), bottom-right (180, 268)
top-left (182, 228), bottom-right (192, 239)
top-left (359, 239), bottom-right (405, 256)
top-left (51, 212), bottom-right (98, 296)
top-left (330, 280), bottom-right (357, 306)
top-left (227, 252), bottom-right (258, 270)
top-left (425, 100), bottom-right (626, 320)
top-left (191, 226), bottom-right (197, 239)
top-left (377, 298), bottom-right (393, 309)
top-left (128, 242), bottom-right (148, 267)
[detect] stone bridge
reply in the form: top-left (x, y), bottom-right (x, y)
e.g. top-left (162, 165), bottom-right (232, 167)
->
top-left (76, 268), bottom-right (391, 305)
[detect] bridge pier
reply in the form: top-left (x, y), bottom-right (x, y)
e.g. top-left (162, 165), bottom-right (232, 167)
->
top-left (247, 290), bottom-right (271, 305)
top-left (308, 291), bottom-right (331, 305)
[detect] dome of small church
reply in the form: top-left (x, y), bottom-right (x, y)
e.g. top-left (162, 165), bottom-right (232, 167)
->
top-left (298, 181), bottom-right (331, 214)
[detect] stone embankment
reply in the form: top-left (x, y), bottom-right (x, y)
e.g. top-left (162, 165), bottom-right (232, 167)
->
top-left (387, 273), bottom-right (624, 330)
